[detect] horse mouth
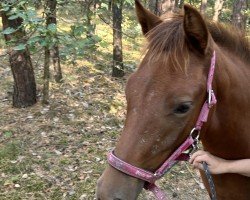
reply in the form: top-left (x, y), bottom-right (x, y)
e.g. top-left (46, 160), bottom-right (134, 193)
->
top-left (96, 165), bottom-right (144, 200)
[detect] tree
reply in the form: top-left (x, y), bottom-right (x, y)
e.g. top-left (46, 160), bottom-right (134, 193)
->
top-left (148, 0), bottom-right (181, 16)
top-left (231, 0), bottom-right (247, 30)
top-left (43, 44), bottom-right (50, 104)
top-left (34, 0), bottom-right (42, 10)
top-left (160, 0), bottom-right (176, 14)
top-left (81, 0), bottom-right (98, 39)
top-left (45, 0), bottom-right (62, 83)
top-left (42, 0), bottom-right (63, 104)
top-left (112, 0), bottom-right (124, 77)
top-left (200, 0), bottom-right (207, 15)
top-left (175, 0), bottom-right (184, 9)
top-left (213, 0), bottom-right (224, 21)
top-left (148, 0), bottom-right (159, 15)
top-left (1, 2), bottom-right (37, 108)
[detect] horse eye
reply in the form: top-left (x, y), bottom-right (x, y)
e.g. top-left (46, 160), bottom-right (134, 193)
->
top-left (174, 102), bottom-right (192, 114)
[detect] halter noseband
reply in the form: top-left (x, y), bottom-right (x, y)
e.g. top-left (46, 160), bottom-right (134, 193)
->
top-left (107, 51), bottom-right (217, 200)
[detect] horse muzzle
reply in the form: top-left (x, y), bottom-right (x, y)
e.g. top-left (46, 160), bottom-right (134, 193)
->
top-left (96, 165), bottom-right (144, 200)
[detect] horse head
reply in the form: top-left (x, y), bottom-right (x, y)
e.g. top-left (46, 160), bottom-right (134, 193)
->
top-left (97, 1), bottom-right (219, 199)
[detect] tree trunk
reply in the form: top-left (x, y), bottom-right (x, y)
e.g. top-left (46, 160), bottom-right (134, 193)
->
top-left (34, 0), bottom-right (42, 10)
top-left (159, 0), bottom-right (176, 14)
top-left (1, 9), bottom-right (37, 108)
top-left (213, 0), bottom-right (224, 21)
top-left (45, 0), bottom-right (62, 83)
top-left (149, 0), bottom-right (159, 15)
top-left (178, 0), bottom-right (184, 8)
top-left (85, 0), bottom-right (97, 39)
top-left (108, 0), bottom-right (112, 11)
top-left (200, 0), bottom-right (207, 15)
top-left (43, 47), bottom-right (50, 104)
top-left (112, 0), bottom-right (124, 77)
top-left (231, 0), bottom-right (247, 30)
top-left (51, 46), bottom-right (62, 83)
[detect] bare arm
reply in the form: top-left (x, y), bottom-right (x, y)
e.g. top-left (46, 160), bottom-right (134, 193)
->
top-left (225, 159), bottom-right (250, 177)
top-left (190, 150), bottom-right (250, 177)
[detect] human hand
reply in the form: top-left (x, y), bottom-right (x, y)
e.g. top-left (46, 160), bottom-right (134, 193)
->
top-left (189, 150), bottom-right (228, 174)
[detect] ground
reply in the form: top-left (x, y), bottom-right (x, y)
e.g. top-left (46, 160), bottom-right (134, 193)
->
top-left (0, 51), bottom-right (210, 200)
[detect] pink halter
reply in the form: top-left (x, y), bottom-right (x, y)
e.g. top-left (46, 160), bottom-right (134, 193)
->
top-left (107, 51), bottom-right (217, 200)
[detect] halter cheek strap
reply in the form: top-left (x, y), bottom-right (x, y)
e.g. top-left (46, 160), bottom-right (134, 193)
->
top-left (195, 51), bottom-right (217, 131)
top-left (107, 51), bottom-right (217, 200)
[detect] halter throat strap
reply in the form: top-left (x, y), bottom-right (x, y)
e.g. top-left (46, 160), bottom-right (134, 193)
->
top-left (107, 51), bottom-right (217, 200)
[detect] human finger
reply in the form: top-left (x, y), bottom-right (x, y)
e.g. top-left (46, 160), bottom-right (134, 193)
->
top-left (190, 150), bottom-right (207, 163)
top-left (192, 160), bottom-right (204, 171)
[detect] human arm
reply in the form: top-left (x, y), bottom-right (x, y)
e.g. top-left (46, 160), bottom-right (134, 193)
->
top-left (190, 150), bottom-right (250, 177)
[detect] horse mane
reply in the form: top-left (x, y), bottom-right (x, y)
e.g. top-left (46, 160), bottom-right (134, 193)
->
top-left (207, 22), bottom-right (250, 63)
top-left (145, 13), bottom-right (250, 69)
top-left (145, 14), bottom-right (188, 71)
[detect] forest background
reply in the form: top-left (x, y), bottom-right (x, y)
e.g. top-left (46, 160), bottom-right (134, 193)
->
top-left (0, 0), bottom-right (249, 199)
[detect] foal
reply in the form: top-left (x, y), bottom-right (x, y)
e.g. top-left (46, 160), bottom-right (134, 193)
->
top-left (97, 1), bottom-right (250, 199)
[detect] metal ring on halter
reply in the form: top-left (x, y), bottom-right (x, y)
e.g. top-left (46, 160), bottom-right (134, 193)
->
top-left (190, 128), bottom-right (200, 141)
top-left (188, 128), bottom-right (201, 154)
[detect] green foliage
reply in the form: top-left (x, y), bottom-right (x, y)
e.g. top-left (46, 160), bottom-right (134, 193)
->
top-left (1, 0), bottom-right (102, 60)
top-left (2, 27), bottom-right (16, 34)
top-left (13, 43), bottom-right (26, 50)
top-left (1, 0), bottom-right (249, 65)
top-left (70, 24), bottom-right (86, 37)
top-left (123, 0), bottom-right (134, 5)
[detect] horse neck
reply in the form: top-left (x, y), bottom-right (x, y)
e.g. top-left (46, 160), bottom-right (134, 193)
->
top-left (202, 47), bottom-right (250, 159)
top-left (215, 47), bottom-right (249, 107)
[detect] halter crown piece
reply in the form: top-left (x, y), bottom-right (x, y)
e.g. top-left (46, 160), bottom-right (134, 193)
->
top-left (107, 51), bottom-right (217, 200)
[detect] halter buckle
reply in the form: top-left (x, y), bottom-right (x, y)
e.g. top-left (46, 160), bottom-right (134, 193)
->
top-left (208, 89), bottom-right (215, 107)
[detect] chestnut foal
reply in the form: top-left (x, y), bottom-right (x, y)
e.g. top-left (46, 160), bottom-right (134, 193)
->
top-left (97, 1), bottom-right (250, 199)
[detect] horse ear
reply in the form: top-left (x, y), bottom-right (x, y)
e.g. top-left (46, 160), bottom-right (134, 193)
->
top-left (183, 4), bottom-right (209, 54)
top-left (135, 0), bottom-right (163, 35)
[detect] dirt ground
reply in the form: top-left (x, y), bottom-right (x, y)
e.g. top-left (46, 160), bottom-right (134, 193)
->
top-left (0, 57), bottom-right (210, 200)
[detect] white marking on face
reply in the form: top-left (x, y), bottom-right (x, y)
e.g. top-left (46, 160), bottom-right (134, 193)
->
top-left (139, 138), bottom-right (147, 145)
top-left (151, 144), bottom-right (159, 155)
